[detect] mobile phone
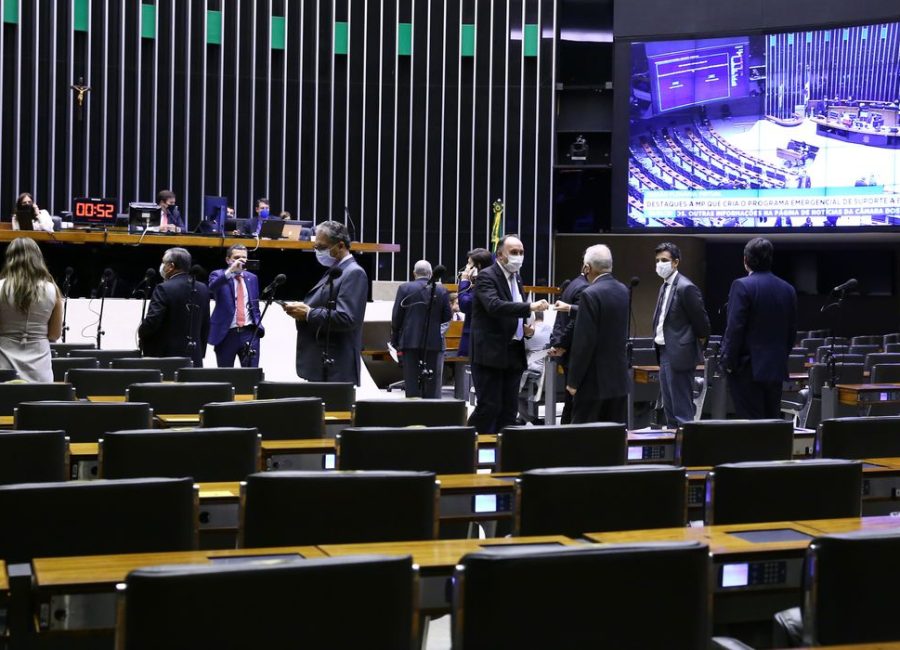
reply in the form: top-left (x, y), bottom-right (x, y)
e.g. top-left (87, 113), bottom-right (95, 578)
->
top-left (244, 259), bottom-right (260, 271)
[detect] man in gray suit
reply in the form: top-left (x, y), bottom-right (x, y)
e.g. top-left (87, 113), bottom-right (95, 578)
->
top-left (651, 242), bottom-right (710, 428)
top-left (282, 221), bottom-right (368, 384)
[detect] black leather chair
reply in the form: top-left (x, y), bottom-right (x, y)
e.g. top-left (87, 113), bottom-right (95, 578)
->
top-left (675, 419), bottom-right (794, 467)
top-left (200, 398), bottom-right (325, 439)
top-left (69, 348), bottom-right (142, 366)
top-left (100, 427), bottom-right (261, 482)
top-left (864, 352), bottom-right (900, 373)
top-left (775, 530), bottom-right (900, 646)
top-left (706, 459), bottom-right (862, 525)
top-left (885, 342), bottom-right (900, 353)
top-left (51, 356), bottom-right (99, 382)
top-left (787, 354), bottom-right (807, 374)
top-left (515, 465), bottom-right (687, 536)
top-left (884, 333), bottom-right (900, 346)
top-left (239, 471), bottom-right (438, 547)
top-left (851, 335), bottom-right (883, 348)
top-left (352, 399), bottom-right (467, 427)
top-left (255, 380), bottom-right (355, 411)
top-left (50, 342), bottom-right (97, 357)
top-left (800, 338), bottom-right (826, 353)
top-left (111, 356), bottom-right (193, 381)
top-left (850, 344), bottom-right (882, 359)
top-left (631, 347), bottom-right (658, 366)
top-left (14, 401), bottom-right (153, 443)
top-left (817, 416), bottom-right (900, 458)
top-left (815, 345), bottom-right (849, 363)
top-left (0, 369), bottom-right (18, 382)
top-left (497, 423), bottom-right (627, 472)
top-left (870, 363), bottom-right (900, 383)
top-left (0, 477), bottom-right (196, 562)
top-left (452, 541), bottom-right (710, 649)
top-left (175, 367), bottom-right (265, 394)
top-left (337, 426), bottom-right (477, 474)
top-left (65, 368), bottom-right (163, 399)
top-left (127, 382), bottom-right (234, 415)
top-left (0, 430), bottom-right (68, 484)
top-left (116, 555), bottom-right (417, 650)
top-left (788, 363), bottom-right (864, 429)
top-left (0, 382), bottom-right (75, 416)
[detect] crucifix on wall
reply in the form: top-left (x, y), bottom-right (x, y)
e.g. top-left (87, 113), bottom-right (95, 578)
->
top-left (70, 76), bottom-right (91, 121)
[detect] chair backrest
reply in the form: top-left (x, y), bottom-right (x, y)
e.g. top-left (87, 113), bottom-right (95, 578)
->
top-left (817, 416), bottom-right (900, 458)
top-left (830, 354), bottom-right (865, 365)
top-left (175, 367), bottom-right (265, 394)
top-left (111, 356), bottom-right (193, 381)
top-left (850, 344), bottom-right (881, 358)
top-left (515, 465), bottom-right (687, 536)
top-left (675, 419), bottom-right (794, 467)
top-left (127, 382), bottom-right (234, 414)
top-left (0, 477), bottom-right (196, 562)
top-left (803, 530), bottom-right (900, 646)
top-left (239, 471), bottom-right (438, 547)
top-left (815, 345), bottom-right (849, 362)
top-left (65, 368), bottom-right (163, 399)
top-left (864, 353), bottom-right (900, 373)
top-left (69, 348), bottom-right (142, 365)
top-left (100, 427), bottom-right (261, 482)
top-left (871, 364), bottom-right (900, 383)
top-left (884, 333), bottom-right (900, 346)
top-left (0, 382), bottom-right (76, 416)
top-left (787, 355), bottom-right (807, 374)
top-left (629, 337), bottom-right (655, 348)
top-left (631, 347), bottom-right (658, 366)
top-left (497, 423), bottom-right (627, 472)
top-left (809, 363), bottom-right (865, 398)
top-left (453, 542), bottom-right (710, 649)
top-left (808, 329), bottom-right (829, 338)
top-left (117, 555), bottom-right (417, 650)
top-left (50, 342), bottom-right (97, 357)
top-left (0, 430), bottom-right (68, 484)
top-left (885, 342), bottom-right (900, 353)
top-left (801, 338), bottom-right (826, 353)
top-left (200, 398), bottom-right (325, 439)
top-left (706, 459), bottom-right (862, 525)
top-left (851, 335), bottom-right (882, 347)
top-left (337, 426), bottom-right (477, 474)
top-left (352, 399), bottom-right (467, 427)
top-left (254, 381), bottom-right (355, 411)
top-left (51, 356), bottom-right (99, 381)
top-left (823, 337), bottom-right (850, 346)
top-left (15, 401), bottom-right (153, 443)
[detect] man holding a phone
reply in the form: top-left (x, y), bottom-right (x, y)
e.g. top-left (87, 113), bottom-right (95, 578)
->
top-left (207, 244), bottom-right (264, 367)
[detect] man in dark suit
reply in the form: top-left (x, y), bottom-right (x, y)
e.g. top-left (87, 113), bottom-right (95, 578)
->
top-left (468, 235), bottom-right (549, 434)
top-left (241, 198), bottom-right (270, 236)
top-left (566, 244), bottom-right (630, 424)
top-left (156, 190), bottom-right (185, 233)
top-left (721, 237), bottom-right (797, 419)
top-left (391, 260), bottom-right (452, 398)
top-left (138, 247), bottom-right (210, 367)
top-left (652, 242), bottom-right (711, 428)
top-left (207, 244), bottom-right (264, 368)
top-left (548, 267), bottom-right (590, 424)
top-left (282, 221), bottom-right (368, 385)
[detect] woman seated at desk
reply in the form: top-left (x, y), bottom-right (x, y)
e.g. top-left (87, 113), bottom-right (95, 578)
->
top-left (11, 192), bottom-right (54, 233)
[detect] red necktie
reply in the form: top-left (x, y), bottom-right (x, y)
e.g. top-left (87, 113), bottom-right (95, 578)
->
top-left (235, 276), bottom-right (246, 327)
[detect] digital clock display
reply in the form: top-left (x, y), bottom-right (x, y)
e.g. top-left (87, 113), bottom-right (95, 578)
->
top-left (72, 197), bottom-right (118, 225)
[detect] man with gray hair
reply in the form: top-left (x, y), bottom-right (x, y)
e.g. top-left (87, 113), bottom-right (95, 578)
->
top-left (390, 260), bottom-right (452, 397)
top-left (566, 244), bottom-right (630, 423)
top-left (282, 221), bottom-right (368, 384)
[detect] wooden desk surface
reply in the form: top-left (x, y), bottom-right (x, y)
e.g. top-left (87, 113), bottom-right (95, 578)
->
top-left (155, 410), bottom-right (351, 426)
top-left (797, 515), bottom-right (900, 536)
top-left (0, 229), bottom-right (400, 253)
top-left (319, 535), bottom-right (575, 569)
top-left (0, 561), bottom-right (7, 592)
top-left (87, 394), bottom-right (256, 403)
top-left (33, 546), bottom-right (325, 590)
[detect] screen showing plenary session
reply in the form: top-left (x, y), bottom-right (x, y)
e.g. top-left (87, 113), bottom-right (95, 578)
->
top-left (625, 22), bottom-right (900, 229)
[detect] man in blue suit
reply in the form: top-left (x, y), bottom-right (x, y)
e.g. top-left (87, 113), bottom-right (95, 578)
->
top-left (207, 244), bottom-right (264, 367)
top-left (241, 198), bottom-right (270, 236)
top-left (721, 238), bottom-right (797, 419)
top-left (282, 221), bottom-right (368, 384)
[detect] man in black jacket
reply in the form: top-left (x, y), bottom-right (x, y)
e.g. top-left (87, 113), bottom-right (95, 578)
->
top-left (391, 260), bottom-right (452, 398)
top-left (139, 247), bottom-right (210, 367)
top-left (548, 267), bottom-right (590, 423)
top-left (468, 235), bottom-right (549, 433)
top-left (566, 244), bottom-right (630, 424)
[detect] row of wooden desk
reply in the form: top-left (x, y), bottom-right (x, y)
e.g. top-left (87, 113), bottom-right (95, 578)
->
top-left (9, 515), bottom-right (900, 634)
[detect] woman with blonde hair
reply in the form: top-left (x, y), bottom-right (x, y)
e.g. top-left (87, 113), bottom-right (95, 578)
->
top-left (0, 237), bottom-right (63, 381)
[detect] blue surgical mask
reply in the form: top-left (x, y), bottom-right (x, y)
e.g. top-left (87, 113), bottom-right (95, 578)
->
top-left (259, 207), bottom-right (270, 220)
top-left (315, 248), bottom-right (337, 267)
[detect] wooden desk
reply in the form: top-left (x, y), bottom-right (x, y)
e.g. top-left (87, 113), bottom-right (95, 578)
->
top-left (86, 394), bottom-right (256, 403)
top-left (155, 410), bottom-right (352, 427)
top-left (838, 384), bottom-right (900, 407)
top-left (319, 535), bottom-right (576, 612)
top-left (32, 546), bottom-right (324, 632)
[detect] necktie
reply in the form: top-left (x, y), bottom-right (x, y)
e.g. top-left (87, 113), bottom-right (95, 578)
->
top-left (509, 275), bottom-right (524, 340)
top-left (235, 276), bottom-right (246, 327)
top-left (652, 283), bottom-right (666, 329)
top-left (160, 210), bottom-right (168, 229)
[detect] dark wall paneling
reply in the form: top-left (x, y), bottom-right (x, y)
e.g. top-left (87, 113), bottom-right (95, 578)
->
top-left (1, 0), bottom-right (557, 283)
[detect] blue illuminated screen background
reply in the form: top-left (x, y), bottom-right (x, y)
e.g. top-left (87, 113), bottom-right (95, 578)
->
top-left (626, 22), bottom-right (900, 228)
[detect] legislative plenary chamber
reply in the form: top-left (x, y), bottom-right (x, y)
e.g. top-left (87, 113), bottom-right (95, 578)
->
top-left (3, 0), bottom-right (900, 648)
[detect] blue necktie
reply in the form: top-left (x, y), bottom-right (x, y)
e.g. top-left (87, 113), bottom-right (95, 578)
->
top-left (510, 275), bottom-right (524, 340)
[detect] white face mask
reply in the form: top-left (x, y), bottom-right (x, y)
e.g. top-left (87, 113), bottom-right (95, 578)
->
top-left (655, 260), bottom-right (673, 279)
top-left (158, 263), bottom-right (168, 279)
top-left (503, 254), bottom-right (524, 274)
top-left (315, 248), bottom-right (337, 267)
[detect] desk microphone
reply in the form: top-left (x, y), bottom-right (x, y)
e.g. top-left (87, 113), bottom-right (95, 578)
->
top-left (832, 278), bottom-right (858, 294)
top-left (262, 273), bottom-right (287, 296)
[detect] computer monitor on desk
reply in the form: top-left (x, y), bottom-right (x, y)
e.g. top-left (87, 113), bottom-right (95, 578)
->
top-left (200, 196), bottom-right (227, 235)
top-left (128, 203), bottom-right (162, 233)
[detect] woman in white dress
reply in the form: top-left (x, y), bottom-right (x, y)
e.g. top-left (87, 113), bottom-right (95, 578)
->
top-left (0, 237), bottom-right (63, 382)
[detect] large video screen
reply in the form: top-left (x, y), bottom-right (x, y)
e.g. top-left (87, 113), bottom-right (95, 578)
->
top-left (626, 22), bottom-right (900, 228)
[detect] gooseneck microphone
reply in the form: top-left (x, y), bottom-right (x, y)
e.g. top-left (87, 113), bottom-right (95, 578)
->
top-left (262, 273), bottom-right (288, 296)
top-left (630, 276), bottom-right (640, 288)
top-left (832, 278), bottom-right (858, 294)
top-left (428, 265), bottom-right (447, 286)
